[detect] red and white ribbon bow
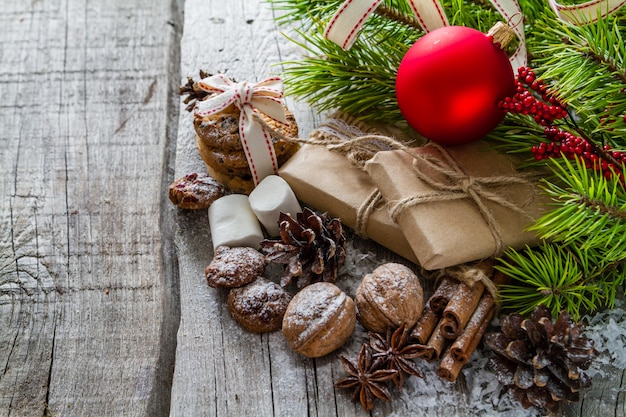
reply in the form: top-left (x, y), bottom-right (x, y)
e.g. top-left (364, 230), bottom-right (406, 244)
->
top-left (324, 0), bottom-right (449, 50)
top-left (195, 74), bottom-right (288, 187)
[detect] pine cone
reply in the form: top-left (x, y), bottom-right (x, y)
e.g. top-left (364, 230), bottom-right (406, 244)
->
top-left (485, 305), bottom-right (597, 412)
top-left (179, 70), bottom-right (213, 112)
top-left (260, 208), bottom-right (347, 289)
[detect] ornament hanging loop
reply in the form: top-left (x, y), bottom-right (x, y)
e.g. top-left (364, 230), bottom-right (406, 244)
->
top-left (507, 12), bottom-right (524, 30)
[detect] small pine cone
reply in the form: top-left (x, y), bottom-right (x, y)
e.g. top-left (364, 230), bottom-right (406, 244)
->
top-left (179, 70), bottom-right (213, 112)
top-left (259, 207), bottom-right (347, 289)
top-left (485, 305), bottom-right (597, 412)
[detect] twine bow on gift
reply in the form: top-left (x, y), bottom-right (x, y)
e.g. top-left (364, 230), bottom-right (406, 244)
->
top-left (388, 143), bottom-right (536, 257)
top-left (194, 74), bottom-right (289, 186)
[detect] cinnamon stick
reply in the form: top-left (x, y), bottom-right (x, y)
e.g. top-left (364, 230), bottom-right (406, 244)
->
top-left (437, 301), bottom-right (494, 382)
top-left (436, 348), bottom-right (463, 382)
top-left (424, 320), bottom-right (447, 362)
top-left (410, 307), bottom-right (439, 344)
top-left (437, 266), bottom-right (507, 382)
top-left (450, 295), bottom-right (495, 362)
top-left (429, 276), bottom-right (458, 313)
top-left (440, 280), bottom-right (484, 339)
top-left (447, 269), bottom-right (509, 361)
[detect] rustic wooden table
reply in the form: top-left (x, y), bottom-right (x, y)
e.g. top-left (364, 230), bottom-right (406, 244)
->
top-left (1, 0), bottom-right (623, 416)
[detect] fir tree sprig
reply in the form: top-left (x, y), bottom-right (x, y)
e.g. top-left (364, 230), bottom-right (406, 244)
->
top-left (531, 157), bottom-right (626, 260)
top-left (527, 14), bottom-right (626, 140)
top-left (279, 25), bottom-right (409, 124)
top-left (496, 156), bottom-right (626, 319)
top-left (496, 242), bottom-right (602, 320)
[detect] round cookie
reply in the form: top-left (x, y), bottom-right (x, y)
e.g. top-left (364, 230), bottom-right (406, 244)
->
top-left (194, 109), bottom-right (242, 152)
top-left (205, 246), bottom-right (267, 288)
top-left (194, 106), bottom-right (299, 152)
top-left (197, 140), bottom-right (301, 177)
top-left (227, 277), bottom-right (293, 333)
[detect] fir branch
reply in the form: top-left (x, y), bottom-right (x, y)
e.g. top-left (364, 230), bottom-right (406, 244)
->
top-left (496, 155), bottom-right (626, 319)
top-left (278, 22), bottom-right (410, 124)
top-left (496, 243), bottom-right (602, 320)
top-left (530, 156), bottom-right (626, 260)
top-left (374, 4), bottom-right (422, 30)
top-left (528, 15), bottom-right (626, 142)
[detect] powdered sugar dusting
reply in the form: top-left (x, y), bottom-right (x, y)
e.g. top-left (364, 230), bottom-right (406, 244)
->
top-left (205, 246), bottom-right (266, 288)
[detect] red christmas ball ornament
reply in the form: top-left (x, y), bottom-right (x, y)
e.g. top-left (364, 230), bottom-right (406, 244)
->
top-left (396, 23), bottom-right (516, 145)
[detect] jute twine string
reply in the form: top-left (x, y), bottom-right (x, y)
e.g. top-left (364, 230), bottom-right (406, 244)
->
top-left (307, 117), bottom-right (401, 239)
top-left (387, 143), bottom-right (537, 256)
top-left (423, 261), bottom-right (500, 305)
top-left (451, 263), bottom-right (499, 303)
top-left (253, 111), bottom-right (534, 273)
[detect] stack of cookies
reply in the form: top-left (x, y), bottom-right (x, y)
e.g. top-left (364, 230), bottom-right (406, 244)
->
top-left (193, 103), bottom-right (299, 194)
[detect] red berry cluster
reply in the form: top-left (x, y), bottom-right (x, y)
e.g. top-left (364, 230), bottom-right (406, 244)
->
top-left (532, 127), bottom-right (625, 181)
top-left (499, 66), bottom-right (625, 183)
top-left (499, 67), bottom-right (568, 126)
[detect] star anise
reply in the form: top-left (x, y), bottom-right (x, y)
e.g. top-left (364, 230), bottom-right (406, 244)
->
top-left (335, 344), bottom-right (398, 411)
top-left (369, 323), bottom-right (426, 389)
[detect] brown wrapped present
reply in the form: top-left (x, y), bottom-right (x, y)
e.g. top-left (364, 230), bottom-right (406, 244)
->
top-left (278, 144), bottom-right (418, 263)
top-left (365, 141), bottom-right (547, 270)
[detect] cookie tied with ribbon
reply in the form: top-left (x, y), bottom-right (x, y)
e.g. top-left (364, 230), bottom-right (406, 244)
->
top-left (182, 73), bottom-right (299, 194)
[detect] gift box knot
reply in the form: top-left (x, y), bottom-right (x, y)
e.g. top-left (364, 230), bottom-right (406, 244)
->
top-left (388, 143), bottom-right (536, 257)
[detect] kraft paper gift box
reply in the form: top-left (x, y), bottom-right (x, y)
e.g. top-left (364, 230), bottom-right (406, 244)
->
top-left (365, 141), bottom-right (548, 270)
top-left (278, 144), bottom-right (418, 263)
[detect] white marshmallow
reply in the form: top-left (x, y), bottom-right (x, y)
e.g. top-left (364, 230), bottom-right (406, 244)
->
top-left (249, 175), bottom-right (302, 236)
top-left (208, 194), bottom-right (264, 250)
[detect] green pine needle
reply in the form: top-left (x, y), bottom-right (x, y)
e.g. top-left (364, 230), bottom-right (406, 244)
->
top-left (496, 243), bottom-right (601, 320)
top-left (496, 156), bottom-right (626, 319)
top-left (531, 156), bottom-right (626, 260)
top-left (529, 14), bottom-right (626, 142)
top-left (278, 26), bottom-right (409, 124)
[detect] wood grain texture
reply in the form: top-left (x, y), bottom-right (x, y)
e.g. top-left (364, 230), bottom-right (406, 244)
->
top-left (1, 0), bottom-right (624, 416)
top-left (0, 0), bottom-right (181, 415)
top-left (169, 1), bottom-right (327, 416)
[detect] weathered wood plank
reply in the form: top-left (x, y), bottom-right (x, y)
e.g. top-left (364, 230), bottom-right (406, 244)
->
top-left (169, 2), bottom-right (320, 416)
top-left (0, 0), bottom-right (182, 415)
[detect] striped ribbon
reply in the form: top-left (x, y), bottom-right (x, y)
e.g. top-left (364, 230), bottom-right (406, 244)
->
top-left (195, 74), bottom-right (288, 187)
top-left (548, 0), bottom-right (626, 23)
top-left (324, 0), bottom-right (624, 71)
